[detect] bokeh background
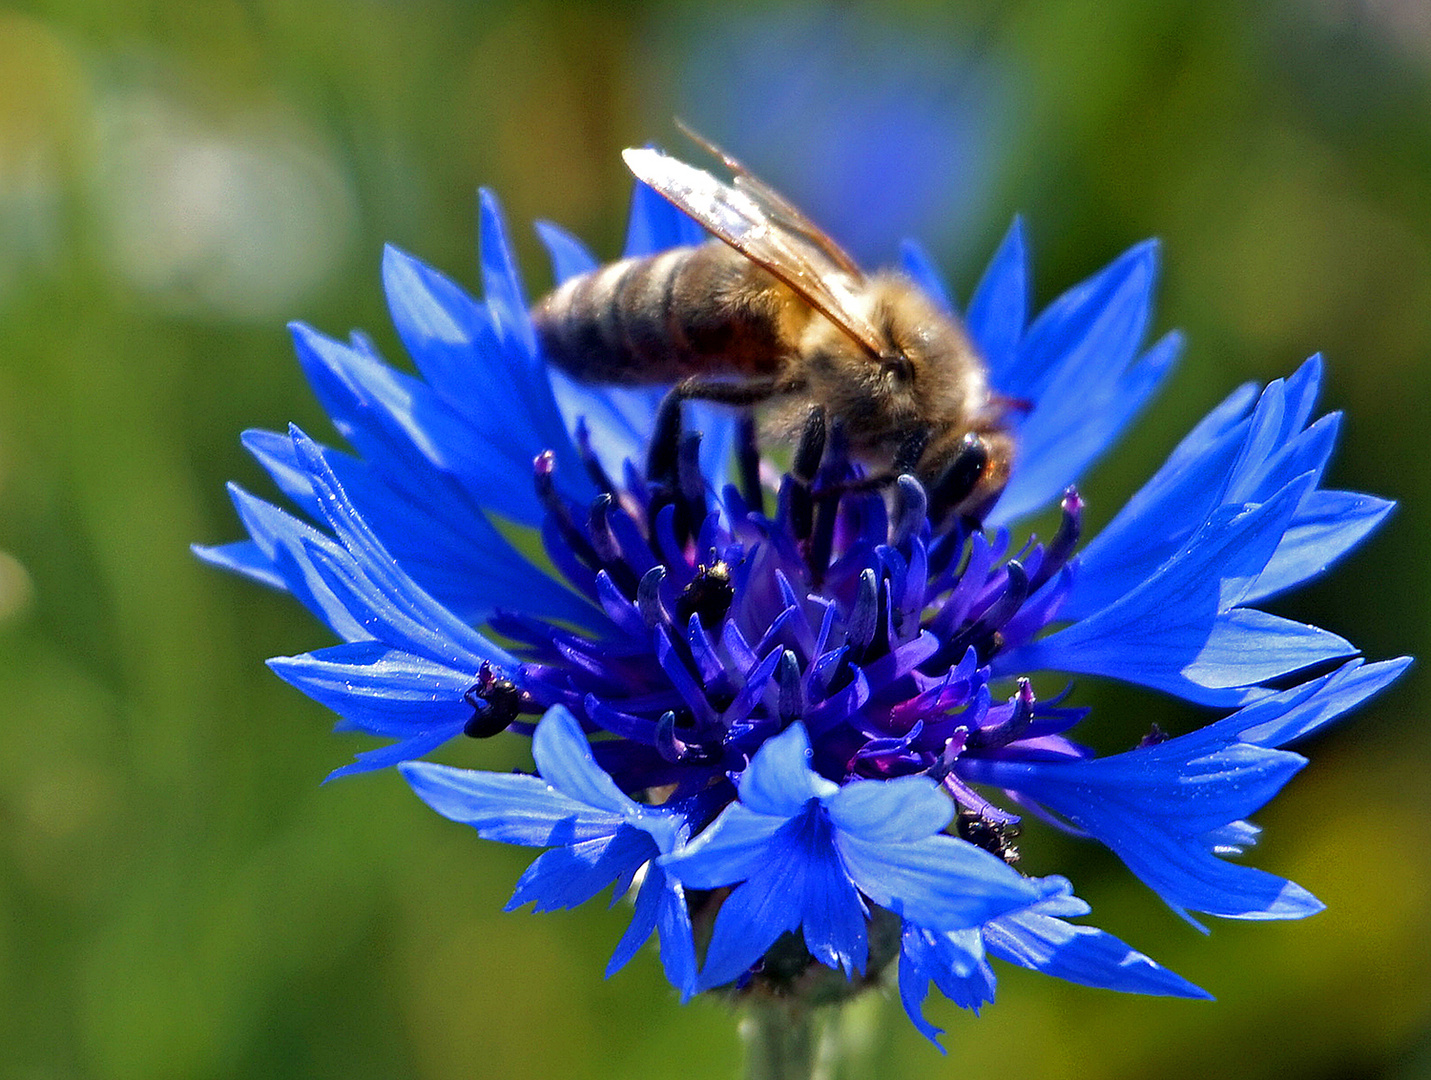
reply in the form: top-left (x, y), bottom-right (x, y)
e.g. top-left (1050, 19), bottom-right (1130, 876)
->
top-left (2, 1), bottom-right (1429, 1077)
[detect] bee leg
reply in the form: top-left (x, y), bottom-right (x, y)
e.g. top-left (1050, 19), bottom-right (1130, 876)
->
top-left (891, 428), bottom-right (931, 476)
top-left (674, 374), bottom-right (784, 407)
top-left (648, 375), bottom-right (785, 489)
top-left (927, 433), bottom-right (989, 526)
top-left (792, 405), bottom-right (828, 486)
top-left (646, 387), bottom-right (686, 493)
top-left (786, 405), bottom-right (827, 543)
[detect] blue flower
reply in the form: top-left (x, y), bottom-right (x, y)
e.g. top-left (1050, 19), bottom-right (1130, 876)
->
top-left (401, 705), bottom-right (700, 998)
top-left (196, 161), bottom-right (1407, 1042)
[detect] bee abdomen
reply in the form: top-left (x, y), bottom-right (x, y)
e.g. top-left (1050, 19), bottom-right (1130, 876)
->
top-left (532, 241), bottom-right (788, 384)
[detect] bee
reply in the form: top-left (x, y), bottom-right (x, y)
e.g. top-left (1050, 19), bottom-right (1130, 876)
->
top-left (531, 133), bottom-right (1013, 524)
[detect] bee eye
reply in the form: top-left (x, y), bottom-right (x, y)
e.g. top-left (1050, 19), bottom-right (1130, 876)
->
top-left (881, 353), bottom-right (914, 383)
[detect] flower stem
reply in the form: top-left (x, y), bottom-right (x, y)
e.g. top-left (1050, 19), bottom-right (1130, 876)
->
top-left (740, 996), bottom-right (882, 1080)
top-left (740, 1001), bottom-right (818, 1080)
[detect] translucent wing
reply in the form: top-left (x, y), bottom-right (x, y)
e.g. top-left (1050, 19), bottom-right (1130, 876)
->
top-left (622, 145), bottom-right (885, 358)
top-left (674, 123), bottom-right (863, 278)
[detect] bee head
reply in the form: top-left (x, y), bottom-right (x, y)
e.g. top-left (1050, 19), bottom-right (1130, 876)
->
top-left (879, 351), bottom-right (915, 383)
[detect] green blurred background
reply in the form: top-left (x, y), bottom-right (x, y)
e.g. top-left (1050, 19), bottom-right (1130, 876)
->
top-left (1, 1), bottom-right (1429, 1077)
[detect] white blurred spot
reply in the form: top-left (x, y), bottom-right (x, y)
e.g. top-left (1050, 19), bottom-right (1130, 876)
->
top-left (93, 91), bottom-right (358, 320)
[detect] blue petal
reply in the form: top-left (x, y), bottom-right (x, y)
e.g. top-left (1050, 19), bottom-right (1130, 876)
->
top-left (267, 643), bottom-right (474, 737)
top-left (983, 906), bottom-right (1211, 999)
top-left (191, 539), bottom-right (284, 591)
top-left (546, 369), bottom-right (663, 478)
top-left (624, 178), bottom-right (707, 256)
top-left (1244, 490), bottom-right (1395, 603)
top-left (661, 803), bottom-right (786, 889)
top-left (965, 217), bottom-right (1028, 381)
top-left (991, 328), bottom-right (1181, 526)
top-left (898, 238), bottom-right (956, 315)
top-left (825, 775), bottom-right (953, 842)
top-left (836, 829), bottom-right (1045, 931)
top-left (399, 761), bottom-right (628, 846)
top-left (289, 429), bottom-right (514, 670)
top-left (696, 808), bottom-right (867, 988)
top-left (606, 863), bottom-right (698, 1002)
top-left (223, 484), bottom-right (370, 642)
top-left (326, 727), bottom-right (463, 781)
top-left (477, 188), bottom-right (539, 364)
top-left (291, 320), bottom-right (556, 526)
top-left (1065, 387), bottom-right (1259, 617)
top-left (898, 923), bottom-right (994, 1047)
top-left (532, 707), bottom-right (679, 851)
top-left (739, 721), bottom-right (839, 815)
top-left (1065, 358), bottom-right (1373, 618)
top-left (1000, 476), bottom-right (1357, 705)
top-left (1230, 657), bottom-right (1411, 748)
top-left (998, 240), bottom-right (1157, 405)
top-left (534, 219), bottom-right (599, 284)
top-left (379, 248), bottom-right (584, 493)
top-left (508, 825), bottom-right (656, 912)
top-left (243, 426), bottom-right (602, 631)
top-left (961, 730), bottom-right (1321, 921)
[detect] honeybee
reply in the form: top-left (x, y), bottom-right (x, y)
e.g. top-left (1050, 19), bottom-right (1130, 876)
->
top-left (531, 135), bottom-right (1013, 524)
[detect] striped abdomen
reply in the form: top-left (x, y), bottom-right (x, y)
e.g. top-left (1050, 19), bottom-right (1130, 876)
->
top-left (531, 240), bottom-right (797, 384)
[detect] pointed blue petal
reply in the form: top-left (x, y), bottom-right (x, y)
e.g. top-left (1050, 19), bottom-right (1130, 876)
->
top-left (624, 179), bottom-right (707, 256)
top-left (532, 707), bottom-right (644, 821)
top-left (983, 908), bottom-right (1211, 998)
top-left (1245, 490), bottom-right (1395, 603)
top-left (477, 188), bottom-right (539, 363)
top-left (267, 643), bottom-right (474, 737)
top-left (534, 219), bottom-right (599, 284)
top-left (991, 328), bottom-right (1181, 526)
top-left (696, 809), bottom-right (866, 988)
top-left (837, 829), bottom-right (1045, 931)
top-left (290, 321), bottom-right (549, 526)
top-left (606, 865), bottom-right (698, 1002)
top-left (1280, 354), bottom-right (1324, 433)
top-left (999, 240), bottom-right (1157, 403)
top-left (1234, 657), bottom-right (1411, 747)
top-left (963, 731), bottom-right (1322, 920)
top-left (899, 923), bottom-right (994, 1047)
top-left (661, 803), bottom-right (785, 889)
top-left (326, 726), bottom-right (461, 781)
top-left (399, 761), bottom-right (628, 846)
top-left (290, 429), bottom-right (514, 669)
top-left (508, 825), bottom-right (655, 912)
top-left (739, 722), bottom-right (838, 815)
top-left (898, 238), bottom-right (956, 315)
top-left (1178, 608), bottom-right (1356, 691)
top-left (244, 424), bottom-right (601, 630)
top-left (826, 775), bottom-right (953, 842)
top-left (224, 484), bottom-right (370, 642)
top-left (191, 540), bottom-right (284, 591)
top-left (1001, 476), bottom-right (1357, 704)
top-left (966, 217), bottom-right (1028, 381)
top-left (1065, 420), bottom-right (1250, 619)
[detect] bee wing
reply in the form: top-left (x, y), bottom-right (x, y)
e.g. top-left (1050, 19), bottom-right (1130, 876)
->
top-left (673, 123), bottom-right (864, 278)
top-left (623, 146), bottom-right (886, 359)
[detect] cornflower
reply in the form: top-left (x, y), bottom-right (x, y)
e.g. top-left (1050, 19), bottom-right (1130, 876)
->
top-left (197, 161), bottom-right (1407, 1047)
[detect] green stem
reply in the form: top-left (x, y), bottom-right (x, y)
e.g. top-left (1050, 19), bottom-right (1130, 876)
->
top-left (740, 995), bottom-right (882, 1080)
top-left (740, 1001), bottom-right (819, 1080)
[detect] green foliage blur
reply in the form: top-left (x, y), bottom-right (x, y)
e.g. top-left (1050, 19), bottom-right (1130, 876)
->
top-left (1, 1), bottom-right (1428, 1077)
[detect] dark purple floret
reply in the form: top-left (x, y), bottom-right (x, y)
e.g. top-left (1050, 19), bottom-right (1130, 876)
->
top-left (493, 420), bottom-right (1084, 841)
